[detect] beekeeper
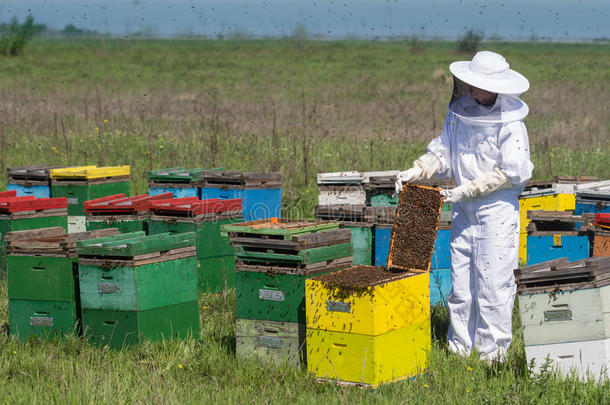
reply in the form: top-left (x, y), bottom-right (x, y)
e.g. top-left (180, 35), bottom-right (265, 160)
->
top-left (395, 51), bottom-right (533, 361)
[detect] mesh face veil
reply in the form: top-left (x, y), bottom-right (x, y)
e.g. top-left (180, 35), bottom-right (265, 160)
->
top-left (451, 76), bottom-right (470, 105)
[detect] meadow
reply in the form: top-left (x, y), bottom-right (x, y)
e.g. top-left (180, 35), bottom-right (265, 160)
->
top-left (0, 38), bottom-right (609, 403)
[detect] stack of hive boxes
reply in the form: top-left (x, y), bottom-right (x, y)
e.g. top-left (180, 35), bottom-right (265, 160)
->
top-left (6, 227), bottom-right (119, 339)
top-left (316, 172), bottom-right (371, 266)
top-left (0, 192), bottom-right (69, 275)
top-left (147, 167), bottom-right (206, 198)
top-left (574, 181), bottom-right (610, 219)
top-left (7, 165), bottom-right (59, 198)
top-left (525, 211), bottom-right (590, 265)
top-left (306, 184), bottom-right (440, 387)
top-left (50, 165), bottom-right (131, 233)
top-left (316, 171), bottom-right (454, 305)
top-left (224, 219), bottom-right (353, 367)
top-left (148, 197), bottom-right (243, 292)
top-left (84, 193), bottom-right (173, 234)
top-left (201, 170), bottom-right (282, 221)
top-left (515, 257), bottom-right (610, 380)
top-left (77, 231), bottom-right (200, 349)
top-left (517, 177), bottom-right (599, 267)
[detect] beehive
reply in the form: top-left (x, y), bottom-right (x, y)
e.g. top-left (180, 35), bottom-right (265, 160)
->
top-left (7, 165), bottom-right (59, 198)
top-left (201, 170), bottom-right (282, 221)
top-left (525, 211), bottom-right (589, 265)
top-left (6, 227), bottom-right (119, 340)
top-left (84, 193), bottom-right (173, 234)
top-left (226, 219), bottom-right (353, 367)
top-left (316, 171), bottom-right (366, 206)
top-left (515, 257), bottom-right (610, 381)
top-left (306, 184), bottom-right (440, 387)
top-left (147, 197), bottom-right (243, 292)
top-left (77, 231), bottom-right (200, 348)
top-left (147, 167), bottom-right (205, 198)
top-left (306, 267), bottom-right (430, 387)
top-left (518, 188), bottom-right (576, 267)
top-left (50, 165), bottom-right (131, 219)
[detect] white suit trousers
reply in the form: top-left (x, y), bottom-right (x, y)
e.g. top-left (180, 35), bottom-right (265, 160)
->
top-left (447, 198), bottom-right (519, 360)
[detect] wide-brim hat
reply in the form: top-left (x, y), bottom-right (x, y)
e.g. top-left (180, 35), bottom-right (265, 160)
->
top-left (449, 51), bottom-right (529, 95)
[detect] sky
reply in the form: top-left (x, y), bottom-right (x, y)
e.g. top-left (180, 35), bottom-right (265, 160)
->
top-left (0, 0), bottom-right (608, 41)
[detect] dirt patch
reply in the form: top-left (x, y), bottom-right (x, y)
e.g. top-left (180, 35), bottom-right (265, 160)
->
top-left (389, 184), bottom-right (442, 271)
top-left (314, 265), bottom-right (414, 299)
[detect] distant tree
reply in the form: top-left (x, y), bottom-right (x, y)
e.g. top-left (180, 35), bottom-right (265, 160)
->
top-left (0, 15), bottom-right (45, 56)
top-left (291, 23), bottom-right (309, 41)
top-left (457, 29), bottom-right (483, 53)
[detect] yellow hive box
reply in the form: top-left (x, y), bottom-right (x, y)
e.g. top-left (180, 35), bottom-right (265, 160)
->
top-left (306, 272), bottom-right (429, 335)
top-left (518, 193), bottom-right (575, 266)
top-left (50, 165), bottom-right (130, 180)
top-left (307, 320), bottom-right (430, 387)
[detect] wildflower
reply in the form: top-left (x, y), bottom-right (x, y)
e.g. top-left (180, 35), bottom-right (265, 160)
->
top-left (13, 351), bottom-right (16, 354)
top-left (178, 364), bottom-right (183, 369)
top-left (202, 306), bottom-right (209, 309)
top-left (466, 366), bottom-right (472, 371)
top-left (104, 119), bottom-right (109, 124)
top-left (466, 390), bottom-right (470, 393)
top-left (424, 384), bottom-right (429, 388)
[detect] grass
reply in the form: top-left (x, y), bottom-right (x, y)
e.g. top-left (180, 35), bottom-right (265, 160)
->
top-left (0, 38), bottom-right (608, 402)
top-left (0, 38), bottom-right (608, 217)
top-left (1, 279), bottom-right (609, 404)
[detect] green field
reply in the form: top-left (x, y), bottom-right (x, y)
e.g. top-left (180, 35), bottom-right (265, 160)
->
top-left (0, 39), bottom-right (609, 403)
top-left (0, 38), bottom-right (608, 215)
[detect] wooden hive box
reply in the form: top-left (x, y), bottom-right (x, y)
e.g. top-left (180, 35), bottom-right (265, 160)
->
top-left (236, 319), bottom-right (307, 367)
top-left (317, 171), bottom-right (366, 206)
top-left (6, 227), bottom-right (120, 340)
top-left (306, 184), bottom-right (441, 387)
top-left (224, 219), bottom-right (353, 323)
top-left (7, 164), bottom-right (60, 198)
top-left (77, 231), bottom-right (200, 348)
top-left (201, 170), bottom-right (282, 221)
top-left (84, 193), bottom-right (173, 234)
top-left (50, 166), bottom-right (131, 216)
top-left (148, 197), bottom-right (243, 293)
top-left (306, 266), bottom-right (430, 387)
top-left (516, 257), bottom-right (610, 346)
top-left (525, 211), bottom-right (590, 266)
top-left (147, 167), bottom-right (205, 198)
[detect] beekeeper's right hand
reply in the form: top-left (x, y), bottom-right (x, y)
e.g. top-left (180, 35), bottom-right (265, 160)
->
top-left (394, 167), bottom-right (423, 196)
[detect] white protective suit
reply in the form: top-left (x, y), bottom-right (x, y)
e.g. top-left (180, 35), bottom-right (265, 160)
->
top-left (426, 92), bottom-right (533, 360)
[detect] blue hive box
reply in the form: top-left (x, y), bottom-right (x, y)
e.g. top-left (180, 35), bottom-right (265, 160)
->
top-left (201, 170), bottom-right (282, 221)
top-left (6, 165), bottom-right (57, 198)
top-left (147, 167), bottom-right (204, 199)
top-left (526, 234), bottom-right (589, 266)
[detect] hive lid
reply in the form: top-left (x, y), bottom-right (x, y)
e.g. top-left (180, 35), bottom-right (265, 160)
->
top-left (386, 184), bottom-right (443, 273)
top-left (84, 193), bottom-right (173, 214)
top-left (50, 165), bottom-right (130, 179)
top-left (317, 171), bottom-right (364, 185)
top-left (7, 165), bottom-right (61, 181)
top-left (149, 197), bottom-right (242, 217)
top-left (202, 170), bottom-right (281, 188)
top-left (77, 231), bottom-right (196, 258)
top-left (5, 227), bottom-right (120, 256)
top-left (147, 167), bottom-right (206, 183)
top-left (0, 196), bottom-right (67, 213)
top-left (221, 218), bottom-right (339, 237)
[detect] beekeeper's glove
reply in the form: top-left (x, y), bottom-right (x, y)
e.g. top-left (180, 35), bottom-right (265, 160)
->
top-left (394, 153), bottom-right (442, 196)
top-left (441, 168), bottom-right (511, 203)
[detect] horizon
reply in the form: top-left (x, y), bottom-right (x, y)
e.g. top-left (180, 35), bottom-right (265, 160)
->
top-left (0, 0), bottom-right (608, 42)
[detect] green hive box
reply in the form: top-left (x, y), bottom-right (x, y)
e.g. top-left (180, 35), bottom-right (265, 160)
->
top-left (77, 231), bottom-right (200, 348)
top-left (9, 299), bottom-right (77, 339)
top-left (8, 256), bottom-right (77, 302)
top-left (236, 319), bottom-right (306, 367)
top-left (86, 215), bottom-right (146, 234)
top-left (148, 214), bottom-right (242, 292)
top-left (342, 223), bottom-right (372, 266)
top-left (52, 179), bottom-right (131, 216)
top-left (0, 214), bottom-right (68, 276)
top-left (82, 300), bottom-right (200, 349)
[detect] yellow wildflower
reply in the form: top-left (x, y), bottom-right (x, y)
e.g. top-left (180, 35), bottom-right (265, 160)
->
top-left (178, 364), bottom-right (183, 369)
top-left (466, 366), bottom-right (473, 371)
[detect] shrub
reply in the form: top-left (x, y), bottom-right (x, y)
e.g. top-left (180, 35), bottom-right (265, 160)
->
top-left (457, 29), bottom-right (483, 53)
top-left (0, 15), bottom-right (44, 56)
